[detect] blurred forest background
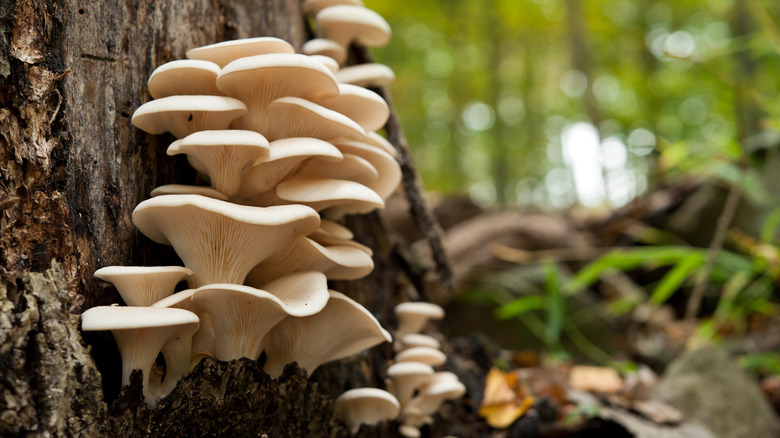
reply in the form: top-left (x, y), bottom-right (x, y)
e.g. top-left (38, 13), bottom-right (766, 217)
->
top-left (366, 0), bottom-right (780, 432)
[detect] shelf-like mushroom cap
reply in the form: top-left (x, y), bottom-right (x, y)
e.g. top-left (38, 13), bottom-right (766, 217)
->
top-left (331, 139), bottom-right (401, 200)
top-left (395, 347), bottom-right (447, 367)
top-left (295, 153), bottom-right (378, 183)
top-left (191, 284), bottom-right (291, 361)
top-left (216, 53), bottom-right (339, 132)
top-left (365, 131), bottom-right (397, 157)
top-left (334, 388), bottom-right (400, 434)
top-left (262, 96), bottom-right (366, 141)
top-left (246, 235), bottom-right (374, 285)
top-left (94, 266), bottom-right (193, 307)
top-left (236, 137), bottom-right (343, 199)
top-left (405, 372), bottom-right (466, 416)
top-left (81, 306), bottom-right (199, 405)
top-left (151, 289), bottom-right (215, 369)
top-left (303, 38), bottom-right (347, 65)
top-left (147, 59), bottom-right (221, 99)
top-left (335, 63), bottom-right (395, 87)
top-left (167, 130), bottom-right (270, 198)
top-left (132, 194), bottom-right (320, 287)
top-left (394, 302), bottom-right (445, 336)
top-left (309, 222), bottom-right (373, 255)
top-left (258, 271), bottom-right (330, 316)
top-left (395, 333), bottom-right (441, 352)
top-left (262, 290), bottom-right (391, 377)
top-left (131, 95), bottom-right (247, 138)
top-left (309, 54), bottom-right (340, 74)
top-left (150, 184), bottom-right (229, 201)
top-left (385, 361), bottom-right (434, 404)
top-left (302, 0), bottom-right (363, 16)
top-left (186, 36), bottom-right (295, 68)
top-left (315, 5), bottom-right (392, 48)
top-left (313, 83), bottom-right (389, 132)
top-left (275, 176), bottom-right (384, 213)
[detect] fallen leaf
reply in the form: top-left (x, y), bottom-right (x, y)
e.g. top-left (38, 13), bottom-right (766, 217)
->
top-left (569, 365), bottom-right (623, 394)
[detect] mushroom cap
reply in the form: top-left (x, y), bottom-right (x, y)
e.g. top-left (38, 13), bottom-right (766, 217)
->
top-left (395, 347), bottom-right (447, 367)
top-left (151, 289), bottom-right (215, 369)
top-left (191, 284), bottom-right (291, 361)
top-left (335, 63), bottom-right (395, 87)
top-left (262, 290), bottom-right (391, 377)
top-left (150, 184), bottom-right (229, 201)
top-left (186, 36), bottom-right (295, 68)
top-left (81, 305), bottom-right (200, 331)
top-left (131, 95), bottom-right (248, 138)
top-left (94, 266), bottom-right (193, 307)
top-left (303, 38), bottom-right (347, 65)
top-left (167, 130), bottom-right (270, 197)
top-left (147, 59), bottom-right (221, 99)
top-left (308, 54), bottom-right (341, 74)
top-left (313, 84), bottom-right (389, 132)
top-left (295, 152), bottom-right (378, 183)
top-left (302, 0), bottom-right (364, 16)
top-left (395, 333), bottom-right (441, 352)
top-left (318, 218), bottom-right (354, 239)
top-left (257, 271), bottom-right (330, 316)
top-left (246, 235), bottom-right (374, 285)
top-left (331, 138), bottom-right (401, 200)
top-left (275, 176), bottom-right (384, 213)
top-left (132, 194), bottom-right (320, 287)
top-left (394, 302), bottom-right (445, 336)
top-left (406, 373), bottom-right (466, 416)
top-left (365, 131), bottom-right (397, 157)
top-left (334, 387), bottom-right (400, 434)
top-left (262, 96), bottom-right (366, 141)
top-left (315, 5), bottom-right (392, 48)
top-left (309, 222), bottom-right (373, 255)
top-left (216, 53), bottom-right (339, 132)
top-left (236, 137), bottom-right (343, 199)
top-left (385, 361), bottom-right (434, 403)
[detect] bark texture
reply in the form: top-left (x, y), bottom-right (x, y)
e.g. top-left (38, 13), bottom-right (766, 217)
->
top-left (0, 0), bottom-right (449, 436)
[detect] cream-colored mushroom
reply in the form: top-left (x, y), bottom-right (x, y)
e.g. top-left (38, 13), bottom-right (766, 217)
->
top-left (394, 302), bottom-right (445, 336)
top-left (334, 388), bottom-right (400, 434)
top-left (335, 63), bottom-right (395, 88)
top-left (131, 95), bottom-right (247, 139)
top-left (303, 38), bottom-right (347, 65)
top-left (93, 266), bottom-right (192, 307)
top-left (150, 184), bottom-right (229, 201)
top-left (302, 0), bottom-right (364, 16)
top-left (262, 290), bottom-right (391, 378)
top-left (147, 59), bottom-right (221, 98)
top-left (151, 289), bottom-right (215, 370)
top-left (312, 83), bottom-right (389, 132)
top-left (275, 176), bottom-right (383, 214)
top-left (395, 347), bottom-right (447, 367)
top-left (132, 194), bottom-right (320, 287)
top-left (261, 96), bottom-right (366, 141)
top-left (385, 361), bottom-right (434, 404)
top-left (331, 138), bottom-right (401, 200)
top-left (186, 36), bottom-right (295, 68)
top-left (315, 5), bottom-right (392, 48)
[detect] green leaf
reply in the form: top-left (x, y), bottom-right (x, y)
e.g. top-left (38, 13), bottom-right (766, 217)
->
top-left (761, 207), bottom-right (780, 243)
top-left (544, 262), bottom-right (564, 347)
top-left (650, 254), bottom-right (704, 305)
top-left (494, 295), bottom-right (545, 320)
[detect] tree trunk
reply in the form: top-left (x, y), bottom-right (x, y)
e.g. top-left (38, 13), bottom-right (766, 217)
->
top-left (0, 1), bottom-right (451, 436)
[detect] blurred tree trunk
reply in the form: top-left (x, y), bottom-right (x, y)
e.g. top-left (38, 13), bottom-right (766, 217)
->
top-left (0, 1), bottom-right (447, 436)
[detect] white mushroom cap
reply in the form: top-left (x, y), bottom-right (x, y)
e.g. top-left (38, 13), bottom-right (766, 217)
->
top-left (308, 222), bottom-right (373, 255)
top-left (365, 131), bottom-right (397, 157)
top-left (258, 271), bottom-right (330, 316)
top-left (331, 138), bottom-right (401, 200)
top-left (315, 5), bottom-right (392, 48)
top-left (262, 96), bottom-right (366, 141)
top-left (295, 153), bottom-right (378, 183)
top-left (150, 184), bottom-right (229, 201)
top-left (334, 387), bottom-right (400, 434)
top-left (236, 137), bottom-right (343, 199)
top-left (131, 95), bottom-right (248, 138)
top-left (190, 284), bottom-right (291, 361)
top-left (303, 39), bottom-right (347, 65)
top-left (246, 235), bottom-right (374, 285)
top-left (308, 54), bottom-right (341, 74)
top-left (318, 218), bottom-right (354, 239)
top-left (395, 347), bottom-right (447, 367)
top-left (275, 176), bottom-right (384, 213)
top-left (399, 424), bottom-right (422, 438)
top-left (262, 290), bottom-right (391, 378)
top-left (167, 130), bottom-right (270, 198)
top-left (385, 361), bottom-right (434, 404)
top-left (216, 53), bottom-right (339, 132)
top-left (81, 306), bottom-right (199, 406)
top-left (147, 59), bottom-right (221, 99)
top-left (313, 83), bottom-right (389, 132)
top-left (335, 63), bottom-right (395, 87)
top-left (94, 266), bottom-right (193, 307)
top-left (132, 194), bottom-right (320, 287)
top-left (394, 302), bottom-right (445, 336)
top-left (186, 36), bottom-right (295, 68)
top-left (303, 0), bottom-right (364, 16)
top-left (151, 289), bottom-right (215, 370)
top-left (405, 372), bottom-right (466, 416)
top-left (395, 333), bottom-right (441, 352)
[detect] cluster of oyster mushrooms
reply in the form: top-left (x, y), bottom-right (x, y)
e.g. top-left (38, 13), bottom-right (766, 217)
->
top-left (387, 302), bottom-right (467, 438)
top-left (81, 1), bottom-right (404, 409)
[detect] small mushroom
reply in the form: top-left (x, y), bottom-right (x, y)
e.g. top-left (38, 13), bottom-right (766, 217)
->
top-left (294, 153), bottom-right (378, 183)
top-left (312, 83), bottom-right (389, 132)
top-left (335, 63), bottom-right (395, 88)
top-left (315, 5), bottom-right (392, 48)
top-left (166, 130), bottom-right (270, 198)
top-left (151, 289), bottom-right (215, 369)
top-left (262, 290), bottom-right (391, 378)
top-left (93, 266), bottom-right (193, 307)
top-left (147, 59), bottom-right (221, 98)
top-left (334, 387), bottom-right (400, 434)
top-left (385, 361), bottom-right (434, 404)
top-left (404, 372), bottom-right (466, 419)
top-left (81, 306), bottom-right (199, 407)
top-left (394, 302), bottom-right (445, 336)
top-left (186, 36), bottom-right (295, 68)
top-left (331, 138), bottom-right (401, 200)
top-left (394, 333), bottom-right (441, 352)
top-left (275, 176), bottom-right (384, 214)
top-left (131, 95), bottom-right (248, 139)
top-left (262, 96), bottom-right (366, 141)
top-left (309, 54), bottom-right (341, 74)
top-left (132, 194), bottom-right (320, 287)
top-left (302, 0), bottom-right (364, 16)
top-left (303, 38), bottom-right (347, 65)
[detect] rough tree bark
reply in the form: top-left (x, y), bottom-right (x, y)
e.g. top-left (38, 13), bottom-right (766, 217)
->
top-left (0, 1), bottom-right (452, 436)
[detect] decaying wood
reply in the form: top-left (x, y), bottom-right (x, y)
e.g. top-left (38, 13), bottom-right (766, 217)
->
top-left (1, 0), bottom-right (450, 436)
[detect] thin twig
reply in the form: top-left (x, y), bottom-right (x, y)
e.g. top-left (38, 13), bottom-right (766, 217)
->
top-left (685, 183), bottom-right (742, 321)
